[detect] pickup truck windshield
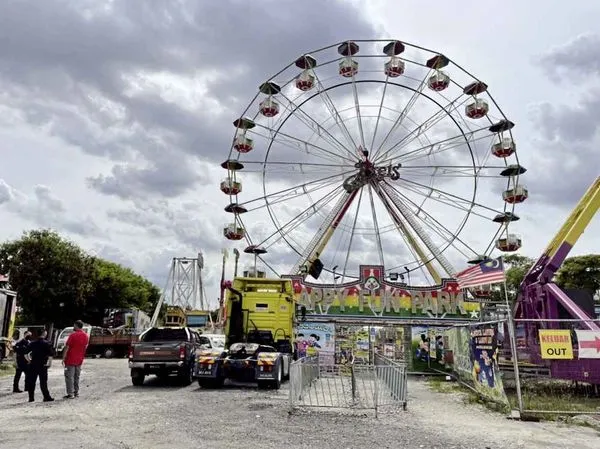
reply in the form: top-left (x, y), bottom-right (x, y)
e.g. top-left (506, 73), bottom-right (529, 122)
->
top-left (141, 328), bottom-right (188, 342)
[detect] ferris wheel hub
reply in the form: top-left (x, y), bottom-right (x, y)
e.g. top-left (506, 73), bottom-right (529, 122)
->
top-left (344, 161), bottom-right (402, 192)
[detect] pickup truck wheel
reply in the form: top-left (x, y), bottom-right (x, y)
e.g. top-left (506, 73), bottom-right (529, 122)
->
top-left (103, 348), bottom-right (114, 359)
top-left (179, 364), bottom-right (193, 386)
top-left (131, 369), bottom-right (145, 386)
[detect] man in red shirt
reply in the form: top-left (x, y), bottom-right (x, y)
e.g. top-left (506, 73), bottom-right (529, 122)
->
top-left (62, 320), bottom-right (89, 399)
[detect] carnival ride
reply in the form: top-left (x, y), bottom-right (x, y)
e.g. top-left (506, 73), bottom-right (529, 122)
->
top-left (220, 39), bottom-right (527, 293)
top-left (150, 255), bottom-right (213, 330)
top-left (515, 176), bottom-right (600, 384)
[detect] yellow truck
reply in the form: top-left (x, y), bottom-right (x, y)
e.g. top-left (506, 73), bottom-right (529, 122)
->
top-left (194, 277), bottom-right (295, 389)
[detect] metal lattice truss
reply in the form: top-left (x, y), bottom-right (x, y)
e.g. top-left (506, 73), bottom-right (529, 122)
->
top-left (220, 39), bottom-right (528, 285)
top-left (150, 255), bottom-right (206, 326)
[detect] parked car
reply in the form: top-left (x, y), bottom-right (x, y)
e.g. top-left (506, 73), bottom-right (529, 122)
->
top-left (200, 333), bottom-right (225, 350)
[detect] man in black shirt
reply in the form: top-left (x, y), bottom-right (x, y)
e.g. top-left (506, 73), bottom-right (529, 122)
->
top-left (25, 329), bottom-right (54, 402)
top-left (13, 331), bottom-right (31, 393)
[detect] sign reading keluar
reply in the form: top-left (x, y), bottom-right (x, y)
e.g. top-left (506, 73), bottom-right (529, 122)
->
top-left (538, 329), bottom-right (573, 360)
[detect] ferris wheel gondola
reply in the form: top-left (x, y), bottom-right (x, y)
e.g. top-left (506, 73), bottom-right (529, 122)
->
top-left (220, 39), bottom-right (528, 286)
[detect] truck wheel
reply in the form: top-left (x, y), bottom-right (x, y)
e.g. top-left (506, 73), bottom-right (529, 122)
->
top-left (131, 369), bottom-right (145, 386)
top-left (179, 364), bottom-right (193, 386)
top-left (103, 348), bottom-right (114, 359)
top-left (283, 358), bottom-right (290, 381)
top-left (271, 362), bottom-right (283, 390)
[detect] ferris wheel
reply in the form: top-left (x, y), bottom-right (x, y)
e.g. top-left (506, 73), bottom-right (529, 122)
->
top-left (220, 39), bottom-right (528, 287)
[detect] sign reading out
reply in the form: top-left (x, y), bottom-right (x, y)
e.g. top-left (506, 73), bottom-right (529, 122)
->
top-left (538, 329), bottom-right (574, 360)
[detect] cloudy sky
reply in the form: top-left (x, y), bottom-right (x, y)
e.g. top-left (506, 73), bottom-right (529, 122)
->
top-left (1, 0), bottom-right (599, 309)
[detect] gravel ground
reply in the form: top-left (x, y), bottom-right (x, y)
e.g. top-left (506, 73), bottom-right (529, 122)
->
top-left (0, 359), bottom-right (598, 449)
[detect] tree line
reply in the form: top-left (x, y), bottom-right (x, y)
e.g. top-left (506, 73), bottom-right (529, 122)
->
top-left (1, 230), bottom-right (597, 328)
top-left (496, 253), bottom-right (600, 302)
top-left (0, 230), bottom-right (160, 328)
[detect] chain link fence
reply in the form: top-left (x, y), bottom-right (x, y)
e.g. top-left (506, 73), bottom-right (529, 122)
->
top-left (509, 318), bottom-right (600, 418)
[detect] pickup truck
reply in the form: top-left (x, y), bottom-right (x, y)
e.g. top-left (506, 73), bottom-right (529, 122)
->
top-left (128, 327), bottom-right (202, 386)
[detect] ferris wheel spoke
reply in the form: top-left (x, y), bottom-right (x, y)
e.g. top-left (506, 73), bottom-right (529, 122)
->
top-left (377, 183), bottom-right (457, 277)
top-left (373, 94), bottom-right (469, 165)
top-left (240, 160), bottom-right (350, 176)
top-left (312, 72), bottom-right (361, 154)
top-left (258, 185), bottom-right (346, 249)
top-left (399, 165), bottom-right (507, 179)
top-left (383, 181), bottom-right (480, 258)
top-left (370, 69), bottom-right (431, 161)
top-left (238, 171), bottom-right (350, 209)
top-left (290, 188), bottom-right (359, 276)
top-left (371, 183), bottom-right (445, 282)
top-left (249, 129), bottom-right (349, 166)
top-left (252, 122), bottom-right (356, 165)
top-left (367, 184), bottom-right (385, 267)
top-left (400, 183), bottom-right (493, 221)
top-left (397, 177), bottom-right (504, 219)
top-left (350, 73), bottom-right (367, 151)
top-left (277, 91), bottom-right (358, 161)
top-left (247, 176), bottom-right (346, 213)
top-left (377, 125), bottom-right (491, 166)
top-left (340, 188), bottom-right (364, 283)
top-left (368, 75), bottom-right (392, 158)
top-left (256, 255), bottom-right (280, 278)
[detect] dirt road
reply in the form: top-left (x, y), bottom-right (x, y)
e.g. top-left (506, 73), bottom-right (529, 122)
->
top-left (0, 359), bottom-right (597, 448)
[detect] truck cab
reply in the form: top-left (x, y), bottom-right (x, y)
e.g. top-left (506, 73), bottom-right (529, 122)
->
top-left (195, 277), bottom-right (295, 389)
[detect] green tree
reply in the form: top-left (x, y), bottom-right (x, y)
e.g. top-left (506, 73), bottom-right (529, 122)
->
top-left (85, 258), bottom-right (160, 324)
top-left (555, 254), bottom-right (600, 293)
top-left (490, 254), bottom-right (535, 302)
top-left (0, 229), bottom-right (161, 327)
top-left (0, 229), bottom-right (95, 326)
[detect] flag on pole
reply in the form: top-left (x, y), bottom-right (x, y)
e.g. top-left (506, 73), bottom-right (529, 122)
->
top-left (456, 257), bottom-right (506, 289)
top-left (574, 330), bottom-right (600, 359)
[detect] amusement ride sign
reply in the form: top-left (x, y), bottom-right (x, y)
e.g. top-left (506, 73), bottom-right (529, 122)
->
top-left (285, 265), bottom-right (480, 320)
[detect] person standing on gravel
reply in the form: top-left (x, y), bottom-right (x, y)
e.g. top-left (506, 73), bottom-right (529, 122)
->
top-left (62, 320), bottom-right (89, 399)
top-left (25, 329), bottom-right (54, 402)
top-left (12, 331), bottom-right (31, 393)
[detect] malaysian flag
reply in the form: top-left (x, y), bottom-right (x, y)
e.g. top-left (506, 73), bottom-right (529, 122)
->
top-left (456, 257), bottom-right (506, 289)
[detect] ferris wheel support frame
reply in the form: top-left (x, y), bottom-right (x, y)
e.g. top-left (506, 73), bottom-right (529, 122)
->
top-left (291, 189), bottom-right (359, 277)
top-left (378, 182), bottom-right (458, 277)
top-left (371, 182), bottom-right (443, 283)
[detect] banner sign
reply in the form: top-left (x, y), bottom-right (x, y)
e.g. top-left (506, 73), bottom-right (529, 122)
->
top-left (296, 322), bottom-right (336, 364)
top-left (444, 324), bottom-right (509, 407)
top-left (285, 265), bottom-right (480, 320)
top-left (539, 329), bottom-right (574, 360)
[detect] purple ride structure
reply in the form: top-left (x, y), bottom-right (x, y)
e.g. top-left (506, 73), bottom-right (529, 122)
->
top-left (219, 39), bottom-right (527, 303)
top-left (515, 177), bottom-right (600, 385)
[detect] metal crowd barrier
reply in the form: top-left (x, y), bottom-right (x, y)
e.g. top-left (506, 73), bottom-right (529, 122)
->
top-left (289, 353), bottom-right (408, 416)
top-left (373, 352), bottom-right (408, 411)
